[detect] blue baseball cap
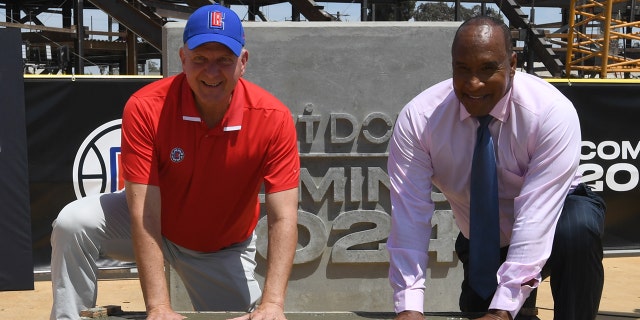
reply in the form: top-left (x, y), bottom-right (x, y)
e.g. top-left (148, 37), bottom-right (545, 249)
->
top-left (183, 4), bottom-right (245, 56)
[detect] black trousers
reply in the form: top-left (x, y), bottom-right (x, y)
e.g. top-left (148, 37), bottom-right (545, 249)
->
top-left (455, 183), bottom-right (606, 320)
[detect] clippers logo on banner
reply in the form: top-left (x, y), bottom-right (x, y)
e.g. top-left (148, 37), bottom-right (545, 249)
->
top-left (72, 119), bottom-right (124, 199)
top-left (210, 11), bottom-right (224, 29)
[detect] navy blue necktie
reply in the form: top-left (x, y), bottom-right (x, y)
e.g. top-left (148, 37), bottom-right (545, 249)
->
top-left (469, 115), bottom-right (500, 299)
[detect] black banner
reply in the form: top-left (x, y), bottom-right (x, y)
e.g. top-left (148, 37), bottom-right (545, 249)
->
top-left (553, 80), bottom-right (640, 250)
top-left (0, 28), bottom-right (33, 290)
top-left (25, 76), bottom-right (158, 269)
top-left (21, 77), bottom-right (640, 273)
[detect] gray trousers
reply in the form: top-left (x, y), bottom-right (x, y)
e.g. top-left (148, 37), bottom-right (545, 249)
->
top-left (50, 191), bottom-right (261, 320)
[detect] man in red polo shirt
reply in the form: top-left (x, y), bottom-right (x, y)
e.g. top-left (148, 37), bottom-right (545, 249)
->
top-left (50, 5), bottom-right (299, 320)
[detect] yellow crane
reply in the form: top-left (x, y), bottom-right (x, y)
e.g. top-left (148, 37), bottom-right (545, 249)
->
top-left (565, 0), bottom-right (640, 78)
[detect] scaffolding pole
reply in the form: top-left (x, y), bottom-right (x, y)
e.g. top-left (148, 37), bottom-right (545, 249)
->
top-left (566, 0), bottom-right (640, 78)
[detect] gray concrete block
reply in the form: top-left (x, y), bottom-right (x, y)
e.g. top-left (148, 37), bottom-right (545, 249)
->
top-left (163, 22), bottom-right (464, 313)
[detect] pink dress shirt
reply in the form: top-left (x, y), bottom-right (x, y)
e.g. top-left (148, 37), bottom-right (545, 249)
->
top-left (387, 71), bottom-right (583, 317)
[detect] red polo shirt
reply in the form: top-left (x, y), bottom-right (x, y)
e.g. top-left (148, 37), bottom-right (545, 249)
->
top-left (121, 74), bottom-right (299, 252)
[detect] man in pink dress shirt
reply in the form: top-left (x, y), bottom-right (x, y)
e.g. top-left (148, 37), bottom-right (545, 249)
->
top-left (387, 16), bottom-right (606, 320)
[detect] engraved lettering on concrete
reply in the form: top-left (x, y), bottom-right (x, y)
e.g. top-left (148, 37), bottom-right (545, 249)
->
top-left (330, 113), bottom-right (359, 144)
top-left (429, 210), bottom-right (459, 262)
top-left (331, 210), bottom-right (390, 263)
top-left (297, 106), bottom-right (321, 144)
top-left (367, 167), bottom-right (390, 202)
top-left (256, 210), bottom-right (328, 264)
top-left (301, 167), bottom-right (346, 202)
top-left (350, 167), bottom-right (363, 202)
top-left (255, 109), bottom-right (458, 265)
top-left (257, 164), bottom-right (458, 264)
top-left (362, 112), bottom-right (394, 144)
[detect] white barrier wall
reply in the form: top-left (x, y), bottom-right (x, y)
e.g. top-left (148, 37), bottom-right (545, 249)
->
top-left (163, 21), bottom-right (463, 313)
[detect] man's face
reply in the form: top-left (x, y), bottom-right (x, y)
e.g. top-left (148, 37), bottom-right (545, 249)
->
top-left (179, 42), bottom-right (247, 109)
top-left (451, 24), bottom-right (516, 117)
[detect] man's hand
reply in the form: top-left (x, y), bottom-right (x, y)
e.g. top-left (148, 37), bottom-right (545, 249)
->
top-left (476, 309), bottom-right (512, 320)
top-left (227, 302), bottom-right (286, 320)
top-left (145, 304), bottom-right (186, 320)
top-left (394, 310), bottom-right (424, 320)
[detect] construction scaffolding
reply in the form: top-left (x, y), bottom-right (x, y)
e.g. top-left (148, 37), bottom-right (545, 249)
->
top-left (565, 0), bottom-right (640, 78)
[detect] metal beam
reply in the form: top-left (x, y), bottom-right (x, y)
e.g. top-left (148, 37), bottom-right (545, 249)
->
top-left (288, 0), bottom-right (336, 21)
top-left (126, 29), bottom-right (138, 74)
top-left (87, 0), bottom-right (163, 50)
top-left (185, 0), bottom-right (214, 8)
top-left (494, 0), bottom-right (564, 76)
top-left (565, 0), bottom-right (640, 77)
top-left (75, 0), bottom-right (85, 74)
top-left (142, 0), bottom-right (197, 20)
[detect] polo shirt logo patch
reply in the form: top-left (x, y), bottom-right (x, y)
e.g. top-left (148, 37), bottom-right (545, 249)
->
top-left (170, 147), bottom-right (185, 163)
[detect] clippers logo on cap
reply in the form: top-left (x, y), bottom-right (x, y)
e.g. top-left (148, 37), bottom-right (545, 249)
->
top-left (210, 11), bottom-right (224, 29)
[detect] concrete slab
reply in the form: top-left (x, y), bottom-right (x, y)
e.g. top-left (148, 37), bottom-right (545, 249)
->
top-left (162, 21), bottom-right (465, 312)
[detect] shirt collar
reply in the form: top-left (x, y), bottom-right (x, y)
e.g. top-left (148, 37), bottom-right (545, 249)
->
top-left (179, 74), bottom-right (244, 132)
top-left (458, 83), bottom-right (513, 124)
top-left (220, 79), bottom-right (244, 132)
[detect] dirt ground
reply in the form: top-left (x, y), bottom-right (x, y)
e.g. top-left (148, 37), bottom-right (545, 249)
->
top-left (1, 256), bottom-right (638, 320)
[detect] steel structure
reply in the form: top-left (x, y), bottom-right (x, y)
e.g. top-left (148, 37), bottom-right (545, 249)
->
top-left (2, 0), bottom-right (638, 78)
top-left (565, 0), bottom-right (640, 78)
top-left (0, 0), bottom-right (340, 75)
